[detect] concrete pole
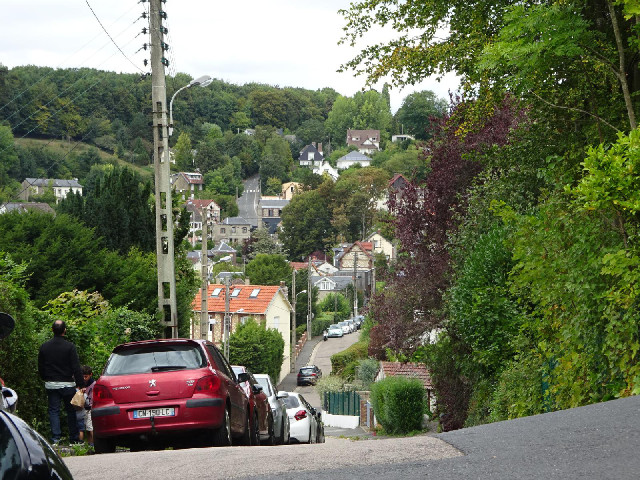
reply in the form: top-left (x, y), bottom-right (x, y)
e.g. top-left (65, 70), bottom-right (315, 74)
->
top-left (307, 257), bottom-right (312, 338)
top-left (150, 0), bottom-right (178, 338)
top-left (353, 252), bottom-right (358, 318)
top-left (223, 279), bottom-right (230, 360)
top-left (200, 206), bottom-right (208, 340)
top-left (291, 269), bottom-right (296, 373)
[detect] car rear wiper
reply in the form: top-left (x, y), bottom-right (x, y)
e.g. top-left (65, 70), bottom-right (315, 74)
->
top-left (151, 365), bottom-right (187, 372)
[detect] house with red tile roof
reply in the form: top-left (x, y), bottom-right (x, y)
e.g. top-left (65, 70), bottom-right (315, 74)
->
top-left (171, 172), bottom-right (204, 200)
top-left (192, 283), bottom-right (292, 381)
top-left (375, 362), bottom-right (435, 411)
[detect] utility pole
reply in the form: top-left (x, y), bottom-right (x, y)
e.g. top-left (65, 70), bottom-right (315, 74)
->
top-left (150, 0), bottom-right (178, 338)
top-left (353, 252), bottom-right (358, 318)
top-left (200, 206), bottom-right (208, 340)
top-left (307, 257), bottom-right (312, 338)
top-left (291, 269), bottom-right (296, 373)
top-left (223, 279), bottom-right (231, 360)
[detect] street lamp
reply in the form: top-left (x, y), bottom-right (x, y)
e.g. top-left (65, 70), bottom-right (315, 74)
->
top-left (168, 75), bottom-right (212, 136)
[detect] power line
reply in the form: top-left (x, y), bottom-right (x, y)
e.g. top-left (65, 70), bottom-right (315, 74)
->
top-left (85, 0), bottom-right (146, 75)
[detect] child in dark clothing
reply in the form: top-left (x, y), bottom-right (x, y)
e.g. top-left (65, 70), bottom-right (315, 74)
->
top-left (81, 365), bottom-right (95, 446)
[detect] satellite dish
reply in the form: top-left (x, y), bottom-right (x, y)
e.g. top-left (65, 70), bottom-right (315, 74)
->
top-left (0, 313), bottom-right (15, 340)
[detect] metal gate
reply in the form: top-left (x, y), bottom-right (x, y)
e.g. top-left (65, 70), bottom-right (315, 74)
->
top-left (323, 391), bottom-right (360, 416)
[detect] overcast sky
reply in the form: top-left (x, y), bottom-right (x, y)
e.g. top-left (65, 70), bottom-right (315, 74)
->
top-left (1, 0), bottom-right (459, 114)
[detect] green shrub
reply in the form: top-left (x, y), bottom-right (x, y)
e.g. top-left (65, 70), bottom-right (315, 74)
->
top-left (355, 358), bottom-right (380, 389)
top-left (315, 374), bottom-right (346, 398)
top-left (296, 323), bottom-right (306, 338)
top-left (229, 318), bottom-right (284, 382)
top-left (370, 376), bottom-right (425, 434)
top-left (312, 313), bottom-right (334, 336)
top-left (330, 340), bottom-right (369, 376)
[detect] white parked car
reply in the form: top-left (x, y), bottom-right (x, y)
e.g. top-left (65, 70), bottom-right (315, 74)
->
top-left (327, 324), bottom-right (343, 338)
top-left (338, 321), bottom-right (351, 334)
top-left (281, 392), bottom-right (318, 444)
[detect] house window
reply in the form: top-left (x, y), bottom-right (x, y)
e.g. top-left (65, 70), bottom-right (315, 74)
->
top-left (308, 152), bottom-right (314, 160)
top-left (249, 288), bottom-right (260, 298)
top-left (220, 228), bottom-right (226, 234)
top-left (231, 288), bottom-right (241, 297)
top-left (272, 316), bottom-right (279, 329)
top-left (240, 316), bottom-right (250, 325)
top-left (211, 288), bottom-right (222, 297)
top-left (352, 136), bottom-right (359, 141)
top-left (242, 227), bottom-right (247, 233)
top-left (232, 227), bottom-right (236, 234)
top-left (268, 209), bottom-right (273, 217)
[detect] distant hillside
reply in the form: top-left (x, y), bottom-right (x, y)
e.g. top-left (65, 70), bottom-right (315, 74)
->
top-left (14, 137), bottom-right (154, 181)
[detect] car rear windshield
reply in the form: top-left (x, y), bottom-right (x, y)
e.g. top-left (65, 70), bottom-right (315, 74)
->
top-left (282, 396), bottom-right (300, 409)
top-left (300, 367), bottom-right (315, 374)
top-left (104, 344), bottom-right (206, 375)
top-left (329, 325), bottom-right (339, 329)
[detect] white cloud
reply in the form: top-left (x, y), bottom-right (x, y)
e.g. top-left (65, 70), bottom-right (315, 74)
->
top-left (0, 0), bottom-right (459, 114)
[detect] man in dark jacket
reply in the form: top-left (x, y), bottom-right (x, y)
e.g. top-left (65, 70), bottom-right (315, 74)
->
top-left (38, 320), bottom-right (84, 444)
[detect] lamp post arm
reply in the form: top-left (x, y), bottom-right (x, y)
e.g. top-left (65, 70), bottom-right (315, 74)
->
top-left (168, 84), bottom-right (190, 137)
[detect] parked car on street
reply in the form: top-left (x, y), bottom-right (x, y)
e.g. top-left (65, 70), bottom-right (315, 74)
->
top-left (232, 365), bottom-right (274, 445)
top-left (0, 409), bottom-right (74, 479)
top-left (345, 319), bottom-right (357, 333)
top-left (253, 373), bottom-right (290, 445)
top-left (281, 392), bottom-right (318, 444)
top-left (338, 321), bottom-right (351, 335)
top-left (327, 324), bottom-right (343, 338)
top-left (297, 365), bottom-right (322, 386)
top-left (92, 338), bottom-right (250, 453)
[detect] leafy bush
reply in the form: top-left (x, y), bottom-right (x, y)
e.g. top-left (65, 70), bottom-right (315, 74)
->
top-left (229, 318), bottom-right (284, 382)
top-left (355, 358), bottom-right (380, 389)
top-left (296, 323), bottom-right (306, 337)
top-left (312, 313), bottom-right (334, 336)
top-left (315, 375), bottom-right (346, 398)
top-left (370, 376), bottom-right (425, 434)
top-left (330, 340), bottom-right (369, 377)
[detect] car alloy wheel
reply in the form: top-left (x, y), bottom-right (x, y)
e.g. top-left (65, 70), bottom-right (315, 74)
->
top-left (213, 407), bottom-right (232, 447)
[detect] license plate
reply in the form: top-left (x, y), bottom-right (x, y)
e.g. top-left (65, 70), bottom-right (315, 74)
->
top-left (133, 408), bottom-right (175, 419)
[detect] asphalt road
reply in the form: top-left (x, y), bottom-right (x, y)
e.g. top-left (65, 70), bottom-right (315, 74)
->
top-left (237, 175), bottom-right (260, 227)
top-left (64, 330), bottom-right (640, 479)
top-left (64, 395), bottom-right (640, 479)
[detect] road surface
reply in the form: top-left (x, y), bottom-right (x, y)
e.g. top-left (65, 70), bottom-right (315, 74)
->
top-left (237, 175), bottom-right (260, 227)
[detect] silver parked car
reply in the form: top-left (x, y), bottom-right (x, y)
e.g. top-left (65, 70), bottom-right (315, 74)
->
top-left (254, 374), bottom-right (290, 445)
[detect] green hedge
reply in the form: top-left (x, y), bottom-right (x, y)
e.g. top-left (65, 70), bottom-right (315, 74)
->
top-left (370, 376), bottom-right (425, 434)
top-left (330, 340), bottom-right (368, 377)
top-left (312, 313), bottom-right (334, 336)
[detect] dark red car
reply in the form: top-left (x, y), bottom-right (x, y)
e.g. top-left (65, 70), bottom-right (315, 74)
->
top-left (92, 339), bottom-right (250, 453)
top-left (232, 365), bottom-right (275, 445)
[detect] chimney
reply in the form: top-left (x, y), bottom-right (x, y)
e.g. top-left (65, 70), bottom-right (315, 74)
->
top-left (318, 143), bottom-right (323, 154)
top-left (245, 278), bottom-right (250, 285)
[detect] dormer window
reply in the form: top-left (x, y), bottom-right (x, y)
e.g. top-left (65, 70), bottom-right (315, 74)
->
top-left (211, 287), bottom-right (222, 297)
top-left (231, 288), bottom-right (241, 297)
top-left (249, 288), bottom-right (260, 298)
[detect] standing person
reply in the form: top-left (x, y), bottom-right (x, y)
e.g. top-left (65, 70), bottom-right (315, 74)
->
top-left (81, 365), bottom-right (96, 447)
top-left (38, 320), bottom-right (84, 445)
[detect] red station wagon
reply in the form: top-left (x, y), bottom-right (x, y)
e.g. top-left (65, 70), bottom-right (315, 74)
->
top-left (92, 339), bottom-right (250, 453)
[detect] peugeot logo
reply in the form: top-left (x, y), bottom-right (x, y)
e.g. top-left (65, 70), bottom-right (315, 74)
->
top-left (149, 379), bottom-right (157, 387)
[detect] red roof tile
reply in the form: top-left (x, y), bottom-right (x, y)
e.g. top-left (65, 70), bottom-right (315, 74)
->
top-left (379, 361), bottom-right (432, 389)
top-left (193, 284), bottom-right (286, 315)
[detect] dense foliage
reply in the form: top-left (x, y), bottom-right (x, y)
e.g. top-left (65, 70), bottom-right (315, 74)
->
top-left (228, 319), bottom-right (285, 383)
top-left (370, 376), bottom-right (425, 434)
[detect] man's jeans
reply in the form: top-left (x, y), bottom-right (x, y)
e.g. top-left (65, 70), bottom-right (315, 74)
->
top-left (46, 386), bottom-right (79, 443)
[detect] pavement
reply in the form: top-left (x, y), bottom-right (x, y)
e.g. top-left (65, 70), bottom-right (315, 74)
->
top-left (277, 332), bottom-right (372, 440)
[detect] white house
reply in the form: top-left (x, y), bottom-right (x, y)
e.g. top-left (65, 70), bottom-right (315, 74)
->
top-left (337, 151), bottom-right (373, 170)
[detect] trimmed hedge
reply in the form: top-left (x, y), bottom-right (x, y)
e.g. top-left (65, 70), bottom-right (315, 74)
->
top-left (330, 340), bottom-right (368, 377)
top-left (370, 376), bottom-right (425, 434)
top-left (312, 313), bottom-right (334, 336)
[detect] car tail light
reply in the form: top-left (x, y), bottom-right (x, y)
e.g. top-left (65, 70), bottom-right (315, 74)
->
top-left (195, 375), bottom-right (220, 392)
top-left (294, 409), bottom-right (307, 421)
top-left (93, 384), bottom-right (112, 401)
top-left (311, 373), bottom-right (317, 376)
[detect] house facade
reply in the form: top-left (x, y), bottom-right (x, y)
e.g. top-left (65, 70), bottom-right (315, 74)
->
top-left (337, 151), bottom-right (372, 170)
top-left (281, 182), bottom-right (301, 200)
top-left (298, 143), bottom-right (324, 167)
top-left (0, 202), bottom-right (55, 215)
top-left (346, 129), bottom-right (381, 155)
top-left (259, 197), bottom-right (289, 234)
top-left (212, 217), bottom-right (252, 245)
top-left (312, 161), bottom-right (339, 181)
top-left (185, 199), bottom-right (221, 246)
top-left (19, 178), bottom-right (83, 204)
top-left (171, 172), bottom-right (204, 200)
top-left (192, 283), bottom-right (292, 382)
top-left (366, 231), bottom-right (395, 262)
top-left (311, 275), bottom-right (353, 301)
